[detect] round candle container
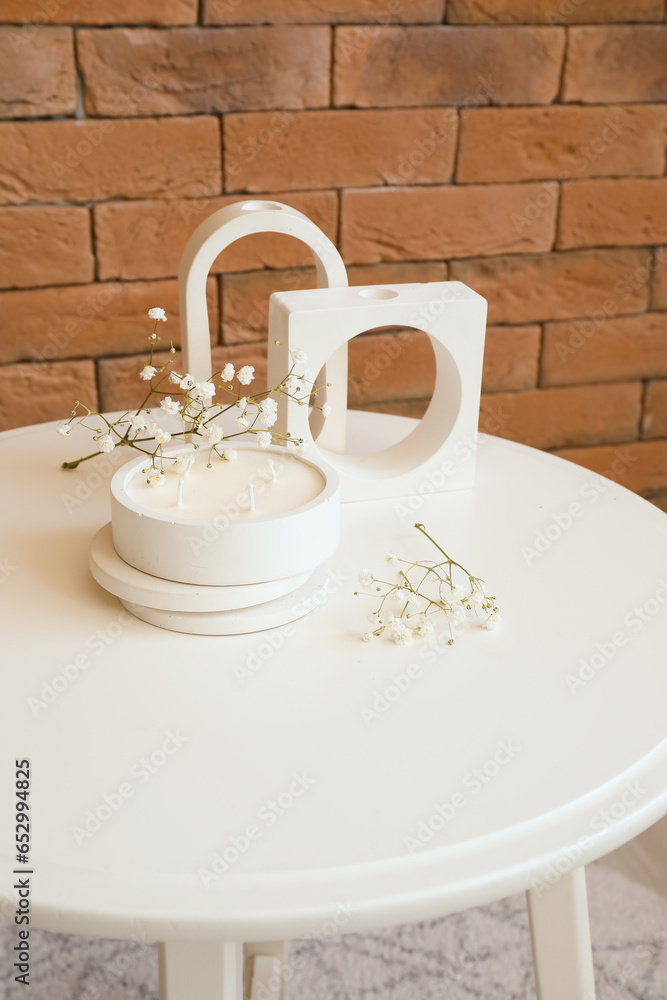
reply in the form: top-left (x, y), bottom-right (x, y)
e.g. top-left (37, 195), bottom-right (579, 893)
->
top-left (110, 444), bottom-right (340, 587)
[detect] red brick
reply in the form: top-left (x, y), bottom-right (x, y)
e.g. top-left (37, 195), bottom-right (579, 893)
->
top-left (447, 0), bottom-right (663, 22)
top-left (224, 109), bottom-right (457, 192)
top-left (450, 250), bottom-right (650, 324)
top-left (478, 382), bottom-right (642, 449)
top-left (542, 313), bottom-right (667, 387)
top-left (482, 325), bottom-right (541, 393)
top-left (0, 206), bottom-right (93, 289)
top-left (653, 248), bottom-right (667, 310)
top-left (0, 360), bottom-right (97, 432)
top-left (94, 191), bottom-right (338, 281)
top-left (0, 0), bottom-right (198, 23)
top-left (98, 342), bottom-right (268, 412)
top-left (563, 26), bottom-right (667, 103)
top-left (221, 261), bottom-right (447, 343)
top-left (342, 184), bottom-right (557, 264)
top-left (642, 380), bottom-right (667, 439)
top-left (347, 330), bottom-right (434, 406)
top-left (558, 179), bottom-right (667, 250)
top-left (333, 26), bottom-right (565, 107)
top-left (457, 105), bottom-right (667, 183)
top-left (77, 27), bottom-right (330, 116)
top-left (204, 0), bottom-right (445, 23)
top-left (0, 278), bottom-right (218, 365)
top-left (0, 118), bottom-right (221, 206)
top-left (0, 26), bottom-right (75, 117)
top-left (554, 440), bottom-right (667, 495)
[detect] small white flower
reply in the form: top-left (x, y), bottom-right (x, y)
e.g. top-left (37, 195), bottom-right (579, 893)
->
top-left (290, 348), bottom-right (307, 364)
top-left (130, 413), bottom-right (147, 429)
top-left (450, 583), bottom-right (466, 600)
top-left (168, 371), bottom-right (182, 385)
top-left (302, 368), bottom-right (314, 383)
top-left (237, 365), bottom-right (255, 386)
top-left (173, 456), bottom-right (193, 474)
top-left (56, 422), bottom-right (71, 436)
top-left (394, 587), bottom-right (410, 604)
top-left (385, 552), bottom-right (398, 567)
top-left (483, 612), bottom-right (502, 630)
top-left (286, 439), bottom-right (304, 455)
top-left (148, 307), bottom-right (167, 322)
top-left (283, 374), bottom-right (301, 393)
top-left (393, 624), bottom-right (410, 646)
top-left (222, 446), bottom-right (237, 461)
top-left (155, 429), bottom-right (171, 445)
top-left (418, 621), bottom-right (435, 637)
top-left (258, 397), bottom-right (278, 427)
top-left (362, 632), bottom-right (374, 643)
top-left (147, 469), bottom-right (166, 487)
top-left (321, 402), bottom-right (332, 418)
top-left (368, 613), bottom-right (382, 627)
top-left (447, 606), bottom-right (466, 624)
top-left (181, 373), bottom-right (195, 390)
top-left (140, 365), bottom-right (157, 381)
top-left (206, 424), bottom-right (223, 445)
top-left (160, 396), bottom-right (182, 415)
top-left (192, 381), bottom-right (216, 401)
top-left (98, 434), bottom-right (115, 453)
top-left (358, 569), bottom-right (373, 587)
top-left (256, 431), bottom-right (272, 449)
top-left (467, 590), bottom-right (486, 608)
top-left (408, 591), bottom-right (421, 608)
top-left (385, 616), bottom-right (398, 627)
top-left (221, 363), bottom-right (235, 382)
top-left (236, 396), bottom-right (248, 412)
top-left (146, 420), bottom-right (160, 436)
top-left (235, 415), bottom-right (250, 429)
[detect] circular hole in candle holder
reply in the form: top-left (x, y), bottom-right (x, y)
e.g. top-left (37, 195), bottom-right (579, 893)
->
top-left (309, 325), bottom-right (453, 480)
top-left (240, 200), bottom-right (284, 212)
top-left (358, 287), bottom-right (399, 300)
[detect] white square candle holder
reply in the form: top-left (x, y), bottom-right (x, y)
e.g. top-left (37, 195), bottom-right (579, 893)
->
top-left (267, 282), bottom-right (487, 502)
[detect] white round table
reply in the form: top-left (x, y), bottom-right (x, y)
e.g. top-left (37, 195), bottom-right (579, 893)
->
top-left (2, 411), bottom-right (667, 1000)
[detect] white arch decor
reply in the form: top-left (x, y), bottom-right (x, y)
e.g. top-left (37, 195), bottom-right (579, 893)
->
top-left (267, 282), bottom-right (488, 503)
top-left (178, 199), bottom-right (349, 452)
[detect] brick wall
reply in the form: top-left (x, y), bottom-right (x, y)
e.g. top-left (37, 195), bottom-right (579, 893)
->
top-left (1, 0), bottom-right (667, 505)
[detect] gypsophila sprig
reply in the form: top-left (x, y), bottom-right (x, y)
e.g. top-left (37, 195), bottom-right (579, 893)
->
top-left (355, 523), bottom-right (501, 645)
top-left (59, 311), bottom-right (330, 481)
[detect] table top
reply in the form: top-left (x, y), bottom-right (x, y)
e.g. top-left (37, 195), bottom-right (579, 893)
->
top-left (1, 411), bottom-right (667, 943)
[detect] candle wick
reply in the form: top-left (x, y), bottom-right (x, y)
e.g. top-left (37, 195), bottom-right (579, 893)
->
top-left (176, 478), bottom-right (185, 507)
top-left (247, 482), bottom-right (256, 513)
top-left (266, 458), bottom-right (277, 482)
top-left (185, 455), bottom-right (195, 478)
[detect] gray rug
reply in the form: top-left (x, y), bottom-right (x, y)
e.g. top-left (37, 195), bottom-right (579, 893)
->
top-left (1, 862), bottom-right (666, 999)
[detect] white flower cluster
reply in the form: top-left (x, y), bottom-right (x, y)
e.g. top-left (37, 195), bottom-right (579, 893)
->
top-left (58, 309), bottom-right (322, 479)
top-left (357, 524), bottom-right (501, 646)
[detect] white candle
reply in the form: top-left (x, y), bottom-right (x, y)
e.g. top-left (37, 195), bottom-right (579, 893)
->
top-left (247, 482), bottom-right (256, 513)
top-left (125, 447), bottom-right (324, 522)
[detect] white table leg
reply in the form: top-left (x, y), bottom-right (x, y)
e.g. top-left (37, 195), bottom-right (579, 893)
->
top-left (526, 866), bottom-right (596, 1000)
top-left (244, 941), bottom-right (286, 1000)
top-left (158, 941), bottom-right (243, 1000)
